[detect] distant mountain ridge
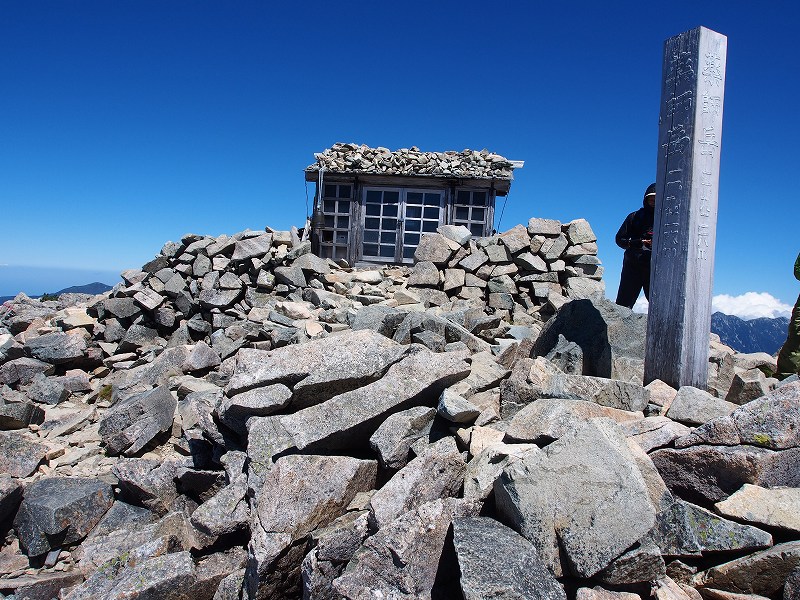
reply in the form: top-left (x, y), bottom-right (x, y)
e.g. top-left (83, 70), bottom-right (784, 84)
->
top-left (0, 281), bottom-right (113, 304)
top-left (711, 311), bottom-right (789, 355)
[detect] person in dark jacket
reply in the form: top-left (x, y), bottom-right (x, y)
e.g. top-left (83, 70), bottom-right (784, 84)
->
top-left (615, 183), bottom-right (656, 308)
top-left (776, 251), bottom-right (800, 379)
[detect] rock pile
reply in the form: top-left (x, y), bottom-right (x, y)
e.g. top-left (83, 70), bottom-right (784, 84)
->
top-left (306, 142), bottom-right (517, 179)
top-left (0, 217), bottom-right (798, 600)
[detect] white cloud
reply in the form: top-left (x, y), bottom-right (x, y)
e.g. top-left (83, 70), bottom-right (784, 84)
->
top-left (712, 292), bottom-right (792, 320)
top-left (626, 292), bottom-right (791, 320)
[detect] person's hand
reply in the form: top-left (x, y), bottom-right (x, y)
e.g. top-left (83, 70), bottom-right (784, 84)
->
top-left (642, 238), bottom-right (652, 249)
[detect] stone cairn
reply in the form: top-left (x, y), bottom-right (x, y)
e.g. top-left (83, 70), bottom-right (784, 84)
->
top-left (308, 142), bottom-right (517, 178)
top-left (0, 217), bottom-right (798, 600)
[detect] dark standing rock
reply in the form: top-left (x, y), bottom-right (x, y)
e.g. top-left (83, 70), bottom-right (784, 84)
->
top-left (112, 458), bottom-right (186, 515)
top-left (26, 372), bottom-right (70, 405)
top-left (0, 398), bottom-right (45, 429)
top-left (0, 357), bottom-right (55, 386)
top-left (99, 385), bottom-right (177, 456)
top-left (0, 474), bottom-right (22, 523)
top-left (14, 477), bottom-right (113, 557)
top-left (453, 516), bottom-right (566, 600)
top-left (0, 431), bottom-right (49, 477)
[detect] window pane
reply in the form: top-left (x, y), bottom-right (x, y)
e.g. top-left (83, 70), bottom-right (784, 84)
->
top-left (403, 246), bottom-right (415, 259)
top-left (324, 215), bottom-right (335, 228)
top-left (320, 245), bottom-right (332, 258)
top-left (404, 233), bottom-right (420, 246)
top-left (405, 206), bottom-right (422, 219)
top-left (457, 190), bottom-right (471, 203)
top-left (405, 219), bottom-right (421, 232)
top-left (363, 243), bottom-right (378, 256)
top-left (365, 218), bottom-right (380, 230)
top-left (335, 232), bottom-right (348, 244)
top-left (381, 231), bottom-right (396, 244)
top-left (379, 245), bottom-right (395, 258)
top-left (325, 184), bottom-right (337, 198)
top-left (422, 220), bottom-right (437, 232)
top-left (338, 185), bottom-right (352, 198)
top-left (322, 230), bottom-right (333, 242)
top-left (337, 200), bottom-right (350, 213)
top-left (424, 193), bottom-right (441, 206)
top-left (366, 190), bottom-right (382, 203)
top-left (470, 223), bottom-right (484, 236)
top-left (323, 200), bottom-right (336, 213)
top-left (423, 207), bottom-right (439, 219)
top-left (472, 208), bottom-right (485, 221)
top-left (384, 191), bottom-right (399, 203)
top-left (472, 192), bottom-right (487, 206)
top-left (364, 230), bottom-right (378, 243)
top-left (366, 204), bottom-right (381, 216)
top-left (383, 204), bottom-right (398, 217)
top-left (407, 192), bottom-right (423, 204)
top-left (382, 218), bottom-right (397, 230)
top-left (455, 207), bottom-right (469, 220)
top-left (337, 216), bottom-right (349, 228)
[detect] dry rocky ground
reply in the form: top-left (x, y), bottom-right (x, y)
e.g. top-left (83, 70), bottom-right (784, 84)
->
top-left (0, 219), bottom-right (798, 600)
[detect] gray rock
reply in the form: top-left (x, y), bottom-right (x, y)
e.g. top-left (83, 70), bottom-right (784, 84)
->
top-left (566, 219), bottom-right (597, 244)
top-left (494, 418), bottom-right (656, 578)
top-left (564, 276), bottom-right (606, 299)
top-left (232, 233), bottom-right (273, 261)
top-left (438, 224), bottom-right (472, 246)
top-left (101, 297), bottom-right (141, 319)
top-left (515, 251), bottom-right (548, 272)
top-left (437, 389), bottom-right (481, 423)
top-left (274, 265), bottom-right (307, 287)
top-left (278, 345), bottom-right (470, 451)
top-left (112, 458), bottom-right (184, 515)
top-left (0, 431), bottom-right (48, 477)
top-left (246, 454), bottom-right (377, 600)
top-left (99, 385), bottom-right (177, 456)
top-left (0, 474), bottom-right (22, 522)
top-left (499, 224), bottom-right (531, 254)
top-left (652, 497), bottom-right (772, 557)
top-left (545, 334), bottom-right (584, 374)
top-left (198, 287), bottom-right (243, 309)
top-left (349, 305), bottom-right (407, 337)
top-left (696, 540), bottom-right (800, 596)
top-left (190, 477), bottom-right (249, 540)
top-left (25, 331), bottom-right (87, 364)
top-left (650, 445), bottom-right (800, 504)
top-left (26, 372), bottom-right (70, 405)
top-left (786, 566), bottom-right (800, 600)
top-left (369, 437), bottom-right (466, 529)
top-left (725, 368), bottom-right (772, 404)
top-left (506, 398), bottom-right (642, 443)
top-left (459, 249), bottom-right (489, 272)
top-left (534, 297), bottom-right (646, 379)
top-left (369, 406), bottom-right (436, 469)
top-left (485, 243), bottom-right (511, 263)
top-left (0, 398), bottom-right (45, 429)
top-left (0, 357), bottom-right (55, 386)
top-left (528, 218), bottom-right (562, 236)
top-left (118, 323), bottom-right (159, 353)
top-left (407, 260), bottom-right (440, 286)
top-left (620, 416), bottom-right (691, 452)
top-left (675, 381), bottom-right (800, 450)
top-left (715, 484), bottom-right (800, 533)
top-left (464, 443), bottom-right (540, 502)
top-left (666, 386), bottom-right (738, 426)
top-left (453, 516), bottom-right (566, 600)
top-left (333, 498), bottom-right (480, 600)
top-left (134, 287), bottom-right (166, 311)
top-left (14, 477), bottom-right (113, 556)
top-left (217, 384), bottom-right (292, 434)
top-left (414, 234), bottom-right (454, 265)
top-left (443, 268), bottom-right (466, 291)
top-left (540, 234), bottom-right (569, 260)
top-left (598, 538), bottom-right (666, 585)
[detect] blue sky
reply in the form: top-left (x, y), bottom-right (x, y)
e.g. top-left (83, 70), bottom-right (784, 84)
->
top-left (1, 1), bottom-right (798, 317)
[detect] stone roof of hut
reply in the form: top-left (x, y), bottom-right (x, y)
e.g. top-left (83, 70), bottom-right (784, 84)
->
top-left (305, 143), bottom-right (518, 180)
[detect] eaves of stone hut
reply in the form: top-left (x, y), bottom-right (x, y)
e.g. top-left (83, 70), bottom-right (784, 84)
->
top-left (305, 143), bottom-right (523, 265)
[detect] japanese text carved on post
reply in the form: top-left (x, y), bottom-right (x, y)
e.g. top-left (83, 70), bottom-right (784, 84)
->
top-left (645, 26), bottom-right (727, 389)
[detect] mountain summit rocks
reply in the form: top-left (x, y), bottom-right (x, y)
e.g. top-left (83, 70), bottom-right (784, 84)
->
top-left (0, 218), bottom-right (795, 600)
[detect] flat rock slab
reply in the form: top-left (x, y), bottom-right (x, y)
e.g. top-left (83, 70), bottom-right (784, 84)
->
top-left (333, 498), bottom-right (480, 600)
top-left (666, 386), bottom-right (739, 426)
top-left (620, 417), bottom-right (691, 453)
top-left (247, 454), bottom-right (377, 600)
top-left (14, 476), bottom-right (113, 557)
top-left (0, 357), bottom-right (55, 386)
top-left (369, 437), bottom-right (466, 529)
top-left (278, 345), bottom-right (470, 451)
top-left (650, 445), bottom-right (800, 505)
top-left (506, 398), bottom-right (642, 443)
top-left (0, 431), bottom-right (49, 478)
top-left (494, 418), bottom-right (656, 578)
top-left (453, 516), bottom-right (566, 600)
top-left (696, 540), bottom-right (800, 597)
top-left (24, 331), bottom-right (87, 364)
top-left (99, 385), bottom-right (177, 456)
top-left (675, 380), bottom-right (800, 450)
top-left (715, 484), bottom-right (800, 533)
top-left (226, 329), bottom-right (406, 404)
top-left (217, 383), bottom-right (292, 435)
top-left (369, 406), bottom-right (435, 469)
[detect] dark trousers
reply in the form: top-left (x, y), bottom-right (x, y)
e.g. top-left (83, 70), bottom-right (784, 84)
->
top-left (616, 256), bottom-right (650, 309)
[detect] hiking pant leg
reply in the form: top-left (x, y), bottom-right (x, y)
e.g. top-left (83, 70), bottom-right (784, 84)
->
top-left (616, 259), bottom-right (643, 308)
top-left (777, 293), bottom-right (800, 377)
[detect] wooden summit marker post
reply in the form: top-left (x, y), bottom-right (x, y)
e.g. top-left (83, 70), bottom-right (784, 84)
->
top-left (644, 26), bottom-right (727, 389)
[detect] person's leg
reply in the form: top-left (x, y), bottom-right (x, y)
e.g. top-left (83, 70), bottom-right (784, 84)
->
top-left (777, 294), bottom-right (800, 378)
top-left (642, 264), bottom-right (651, 300)
top-left (616, 259), bottom-right (643, 308)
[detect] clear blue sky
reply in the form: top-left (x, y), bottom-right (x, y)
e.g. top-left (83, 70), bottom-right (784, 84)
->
top-left (1, 1), bottom-right (798, 314)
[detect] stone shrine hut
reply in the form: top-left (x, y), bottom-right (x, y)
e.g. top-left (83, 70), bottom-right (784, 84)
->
top-left (305, 143), bottom-right (523, 265)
